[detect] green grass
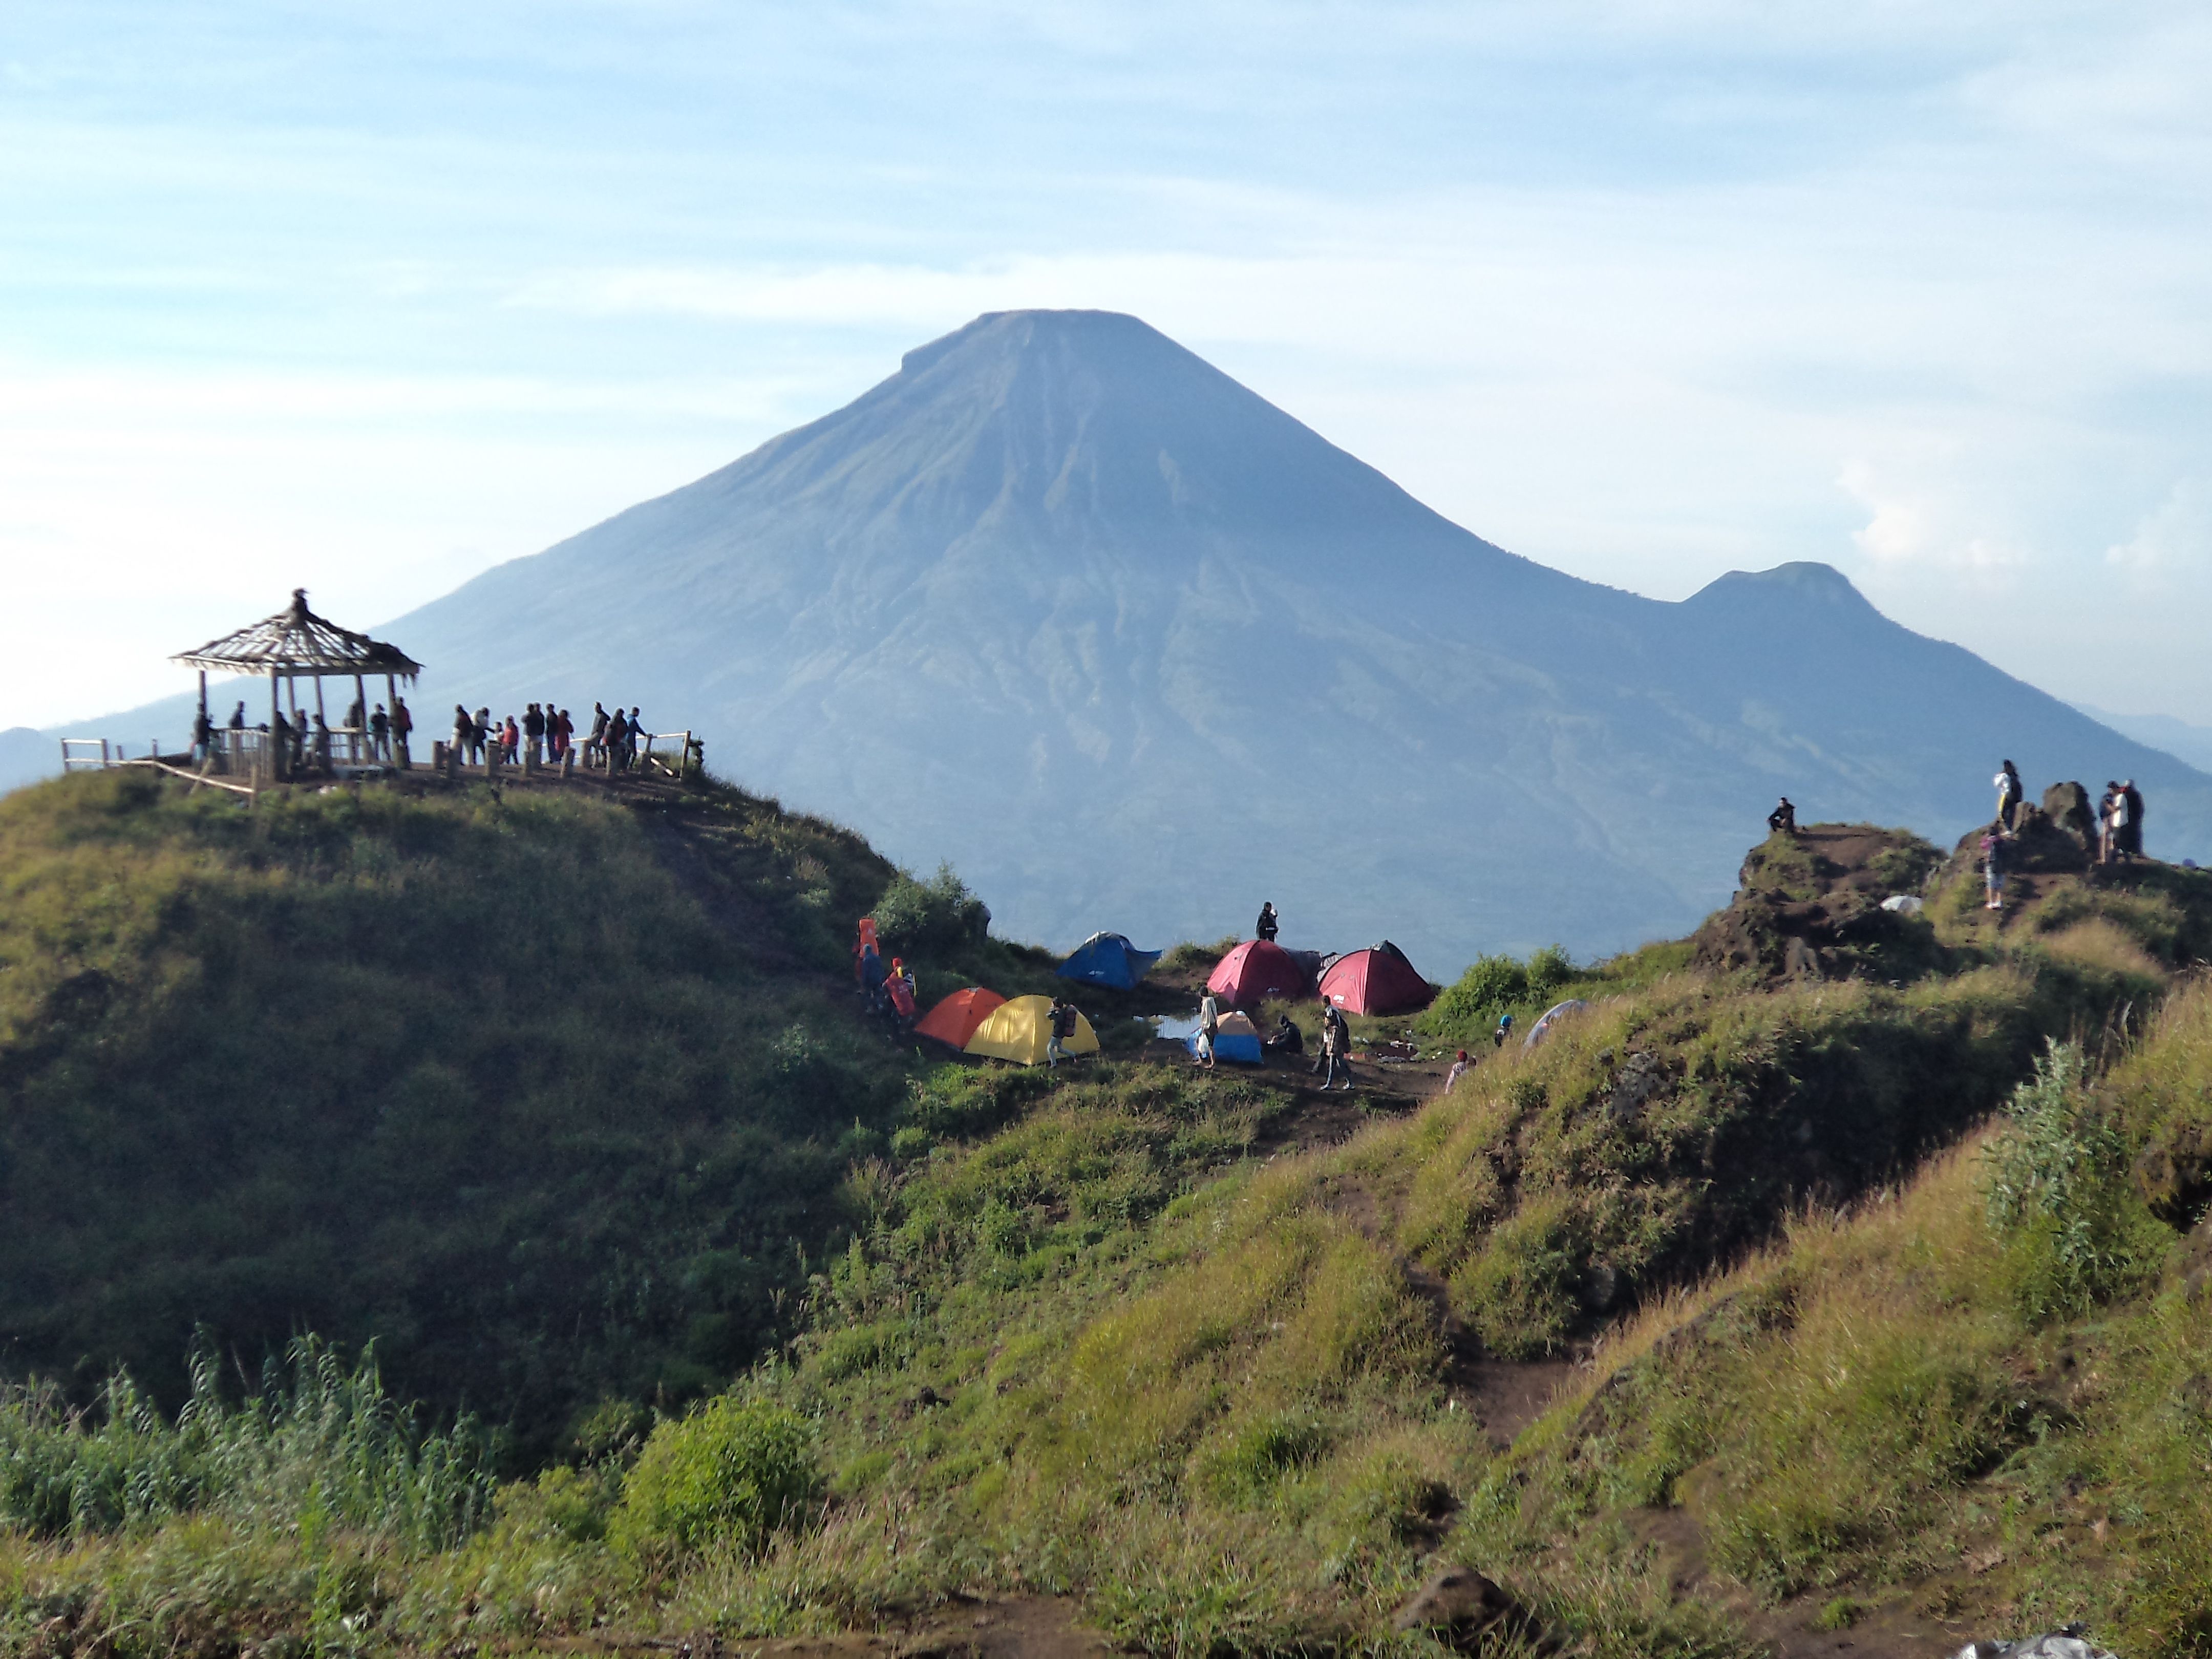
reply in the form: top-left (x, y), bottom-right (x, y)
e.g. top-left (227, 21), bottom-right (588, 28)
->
top-left (11, 786), bottom-right (2212, 1659)
top-left (0, 769), bottom-right (969, 1454)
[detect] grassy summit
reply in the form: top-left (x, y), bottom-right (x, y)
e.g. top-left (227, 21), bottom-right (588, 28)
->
top-left (0, 768), bottom-right (1058, 1456)
top-left (6, 790), bottom-right (2212, 1657)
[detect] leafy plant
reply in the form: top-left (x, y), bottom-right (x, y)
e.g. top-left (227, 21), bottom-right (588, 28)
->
top-left (872, 861), bottom-right (990, 953)
top-left (1982, 1040), bottom-right (2160, 1317)
top-left (609, 1397), bottom-right (820, 1560)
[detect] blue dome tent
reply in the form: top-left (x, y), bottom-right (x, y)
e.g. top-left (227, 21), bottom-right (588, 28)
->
top-left (1057, 931), bottom-right (1162, 990)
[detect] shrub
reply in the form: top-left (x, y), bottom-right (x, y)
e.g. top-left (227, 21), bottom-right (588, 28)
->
top-left (872, 862), bottom-right (990, 954)
top-left (1982, 1041), bottom-right (2161, 1319)
top-left (610, 1397), bottom-right (819, 1560)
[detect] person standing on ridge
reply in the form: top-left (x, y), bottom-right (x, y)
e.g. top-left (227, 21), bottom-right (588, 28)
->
top-left (605, 707), bottom-right (629, 773)
top-left (370, 704), bottom-right (390, 761)
top-left (1995, 760), bottom-right (2024, 833)
top-left (1981, 826), bottom-right (2006, 911)
top-left (346, 694), bottom-right (366, 761)
top-left (523, 704), bottom-right (545, 765)
top-left (627, 708), bottom-right (645, 771)
top-left (1768, 797), bottom-right (1797, 836)
top-left (191, 705), bottom-right (213, 763)
top-left (587, 703), bottom-right (609, 769)
top-left (885, 960), bottom-right (917, 1036)
top-left (1047, 997), bottom-right (1078, 1069)
top-left (2122, 780), bottom-right (2145, 862)
top-left (1255, 902), bottom-right (1279, 943)
top-left (391, 695), bottom-right (412, 765)
top-left (2098, 783), bottom-right (2120, 866)
top-left (1194, 991), bottom-right (1220, 1070)
top-left (1317, 1002), bottom-right (1353, 1091)
top-left (227, 701), bottom-right (247, 732)
top-left (452, 705), bottom-right (474, 765)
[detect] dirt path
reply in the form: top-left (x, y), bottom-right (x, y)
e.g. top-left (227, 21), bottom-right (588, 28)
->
top-left (558, 1596), bottom-right (1116, 1659)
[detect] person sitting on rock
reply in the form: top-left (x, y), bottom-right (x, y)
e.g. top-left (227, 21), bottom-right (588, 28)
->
top-left (1768, 797), bottom-right (1797, 836)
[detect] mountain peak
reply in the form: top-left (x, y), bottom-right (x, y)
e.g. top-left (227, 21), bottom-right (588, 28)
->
top-left (898, 308), bottom-right (1157, 376)
top-left (1684, 562), bottom-right (1879, 622)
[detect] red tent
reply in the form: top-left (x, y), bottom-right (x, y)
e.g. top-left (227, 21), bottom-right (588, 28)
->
top-left (915, 986), bottom-right (1006, 1048)
top-left (1317, 942), bottom-right (1434, 1016)
top-left (1205, 940), bottom-right (1308, 1007)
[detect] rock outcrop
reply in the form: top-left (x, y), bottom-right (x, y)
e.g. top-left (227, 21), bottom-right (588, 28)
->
top-left (1691, 823), bottom-right (1945, 982)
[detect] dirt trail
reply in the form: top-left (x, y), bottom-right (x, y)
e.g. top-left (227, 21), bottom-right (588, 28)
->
top-left (560, 1597), bottom-right (1116, 1659)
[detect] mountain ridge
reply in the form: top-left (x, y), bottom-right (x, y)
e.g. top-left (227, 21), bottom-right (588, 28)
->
top-left (14, 309), bottom-right (2211, 965)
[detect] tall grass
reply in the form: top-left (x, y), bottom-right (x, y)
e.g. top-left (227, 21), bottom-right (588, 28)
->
top-left (0, 1339), bottom-right (495, 1549)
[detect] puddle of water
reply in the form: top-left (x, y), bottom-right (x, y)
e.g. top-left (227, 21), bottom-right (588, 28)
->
top-left (1149, 1011), bottom-right (1205, 1041)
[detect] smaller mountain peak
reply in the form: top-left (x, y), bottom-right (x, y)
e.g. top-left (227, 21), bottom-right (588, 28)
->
top-left (1686, 562), bottom-right (1876, 614)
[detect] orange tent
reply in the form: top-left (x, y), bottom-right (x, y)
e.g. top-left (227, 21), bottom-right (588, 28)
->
top-left (915, 986), bottom-right (1006, 1048)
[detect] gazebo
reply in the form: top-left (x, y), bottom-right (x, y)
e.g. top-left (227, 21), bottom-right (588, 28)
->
top-left (174, 589), bottom-right (423, 771)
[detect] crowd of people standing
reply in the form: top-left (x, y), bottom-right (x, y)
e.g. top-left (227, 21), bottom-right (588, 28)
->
top-left (447, 700), bottom-right (651, 773)
top-left (196, 695), bottom-right (414, 777)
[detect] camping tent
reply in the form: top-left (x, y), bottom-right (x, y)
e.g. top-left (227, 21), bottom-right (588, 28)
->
top-left (1057, 932), bottom-right (1162, 990)
top-left (1317, 941), bottom-right (1435, 1016)
top-left (964, 995), bottom-right (1100, 1066)
top-left (915, 986), bottom-right (1007, 1048)
top-left (1188, 1009), bottom-right (1263, 1065)
top-left (1522, 999), bottom-right (1590, 1049)
top-left (1206, 940), bottom-right (1308, 1007)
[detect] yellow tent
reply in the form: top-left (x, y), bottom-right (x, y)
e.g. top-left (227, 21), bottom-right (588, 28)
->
top-left (963, 994), bottom-right (1100, 1066)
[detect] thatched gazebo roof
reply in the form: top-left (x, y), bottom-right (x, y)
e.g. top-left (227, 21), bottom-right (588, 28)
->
top-left (173, 589), bottom-right (421, 681)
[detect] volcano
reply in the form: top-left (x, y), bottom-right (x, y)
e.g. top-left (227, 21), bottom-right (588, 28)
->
top-left (42, 311), bottom-right (2212, 965)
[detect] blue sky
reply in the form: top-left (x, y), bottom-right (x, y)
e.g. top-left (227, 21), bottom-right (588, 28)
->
top-left (4, 1), bottom-right (2209, 727)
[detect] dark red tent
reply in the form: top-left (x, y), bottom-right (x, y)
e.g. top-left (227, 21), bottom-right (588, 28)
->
top-left (1317, 941), bottom-right (1434, 1016)
top-left (1205, 939), bottom-right (1308, 1007)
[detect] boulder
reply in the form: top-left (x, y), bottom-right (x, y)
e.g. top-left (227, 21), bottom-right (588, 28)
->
top-left (1949, 1629), bottom-right (2115, 1659)
top-left (1952, 809), bottom-right (2090, 877)
top-left (2043, 781), bottom-right (2098, 847)
top-left (1390, 1566), bottom-right (1538, 1650)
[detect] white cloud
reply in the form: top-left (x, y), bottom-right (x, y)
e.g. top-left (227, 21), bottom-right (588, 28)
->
top-left (2105, 481), bottom-right (2210, 582)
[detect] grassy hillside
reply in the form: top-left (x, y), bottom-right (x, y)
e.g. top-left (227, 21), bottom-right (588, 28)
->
top-left (0, 768), bottom-right (1067, 1457)
top-left (7, 799), bottom-right (2212, 1657)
